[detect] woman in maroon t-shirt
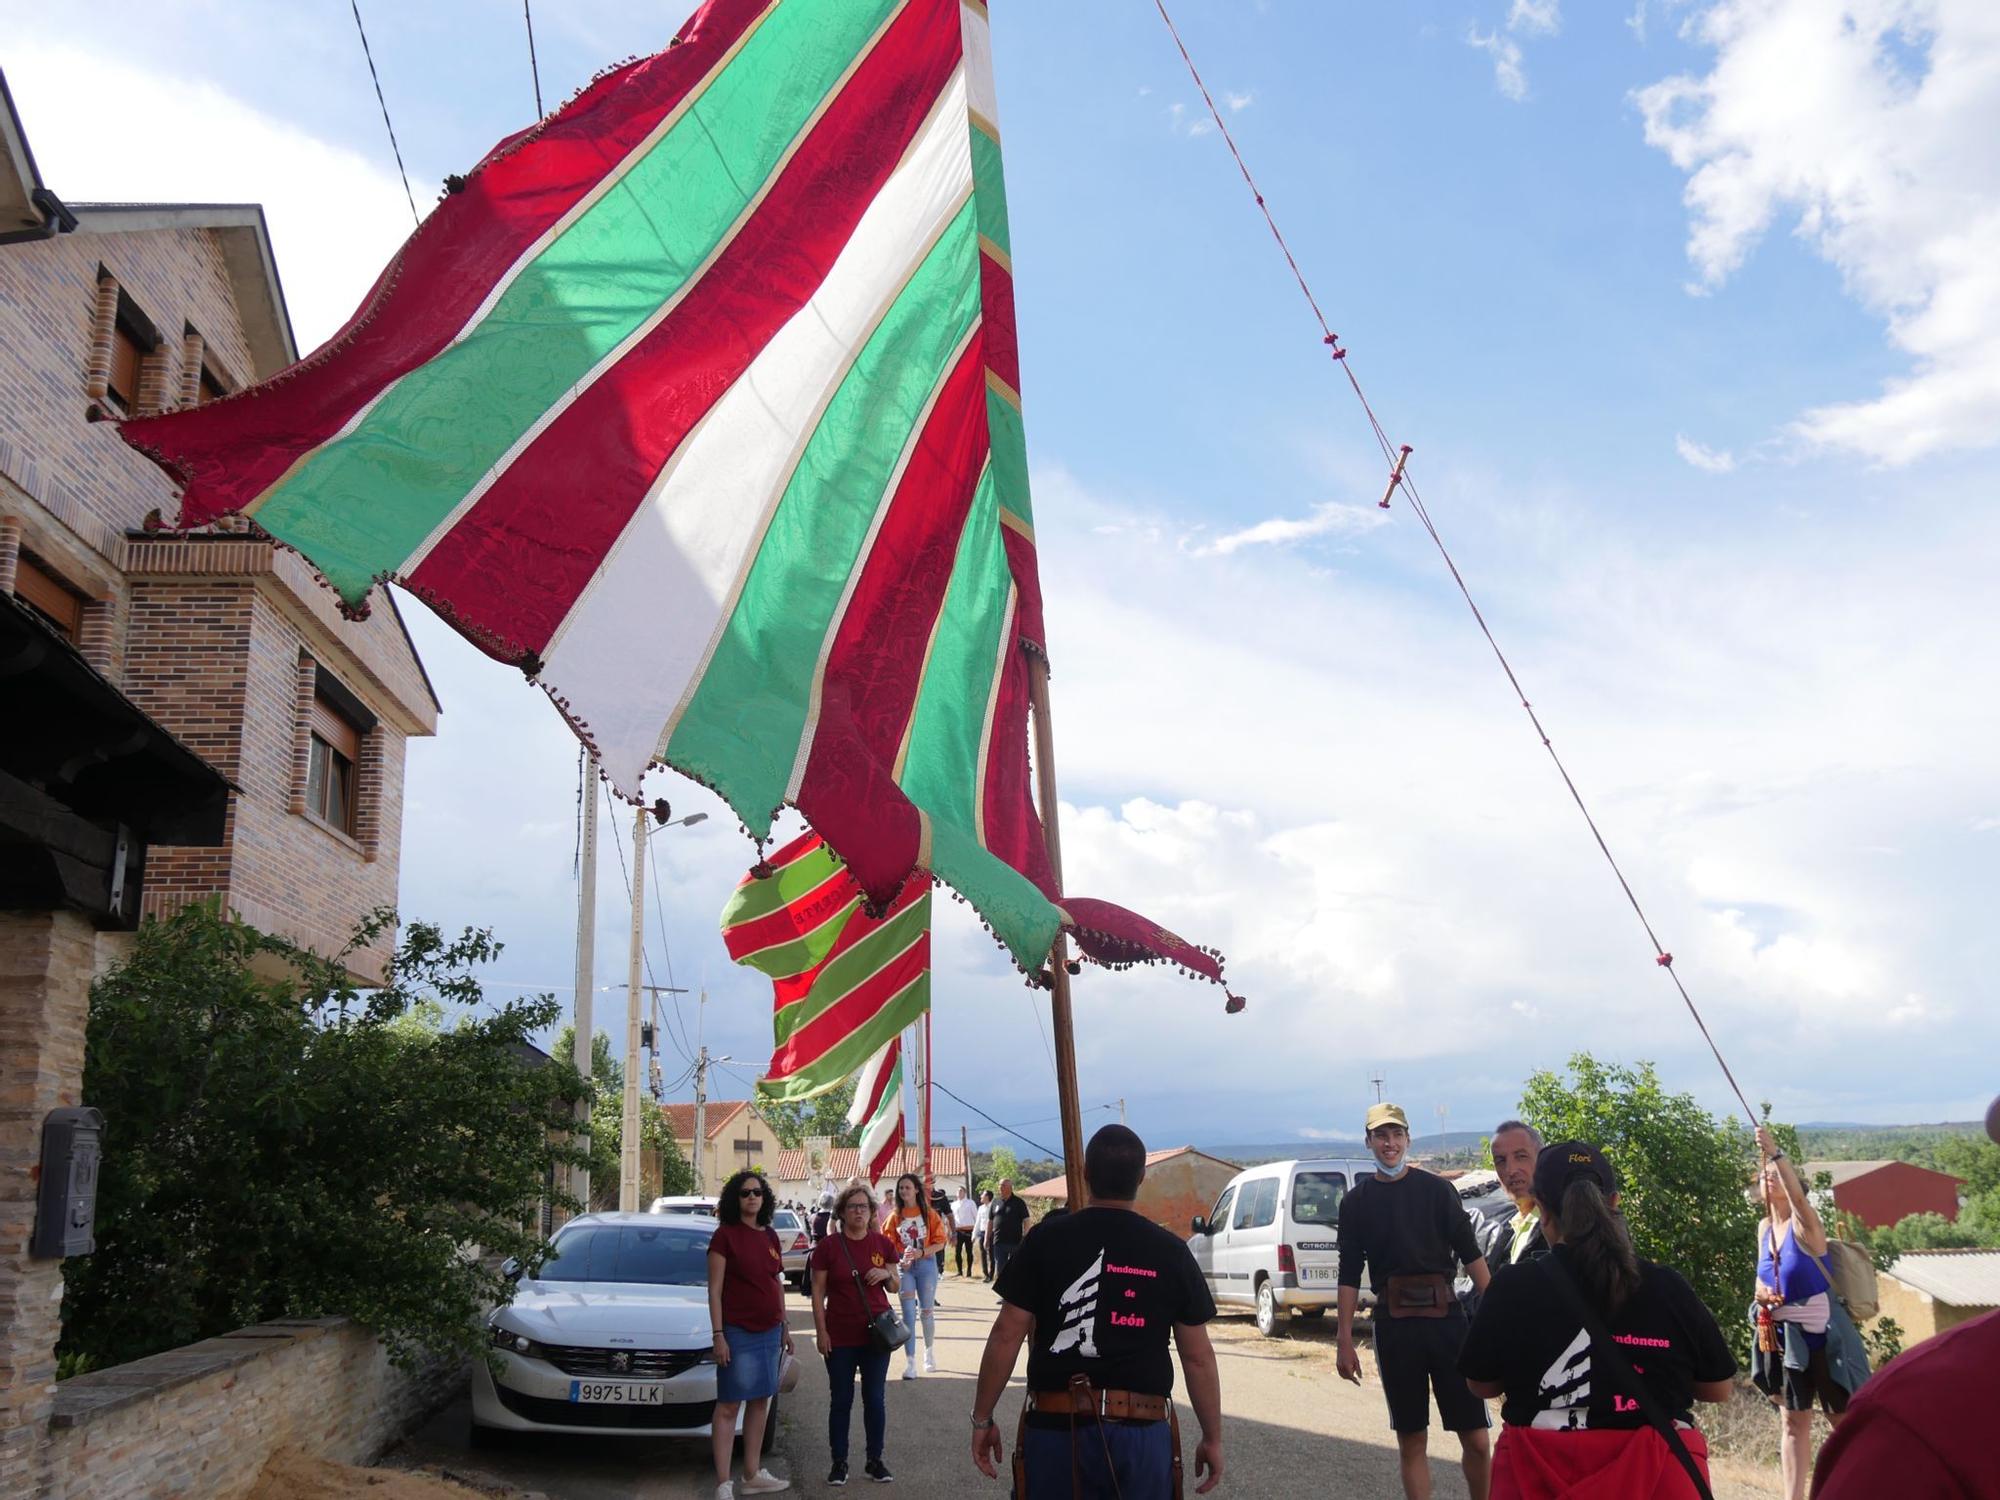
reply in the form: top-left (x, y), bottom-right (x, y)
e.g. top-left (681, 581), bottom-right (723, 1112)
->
top-left (808, 1180), bottom-right (903, 1486)
top-left (707, 1170), bottom-right (792, 1497)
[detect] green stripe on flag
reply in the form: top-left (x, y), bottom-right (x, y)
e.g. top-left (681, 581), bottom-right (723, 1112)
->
top-left (253, 0), bottom-right (903, 600)
top-left (897, 466), bottom-right (1008, 832)
top-left (733, 896), bottom-right (863, 981)
top-left (667, 199), bottom-right (982, 810)
top-left (985, 387), bottom-right (1032, 528)
top-left (925, 820), bottom-right (1060, 972)
top-left (761, 972), bottom-right (930, 1103)
top-left (770, 895), bottom-right (930, 1045)
top-left (720, 844), bottom-right (844, 931)
top-left (969, 128), bottom-right (1010, 259)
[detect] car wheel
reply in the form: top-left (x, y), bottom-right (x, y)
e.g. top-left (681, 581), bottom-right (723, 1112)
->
top-left (1255, 1278), bottom-right (1285, 1339)
top-left (1297, 1307), bottom-right (1327, 1320)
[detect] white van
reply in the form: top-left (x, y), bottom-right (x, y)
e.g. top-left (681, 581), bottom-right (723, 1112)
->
top-left (1185, 1157), bottom-right (1379, 1337)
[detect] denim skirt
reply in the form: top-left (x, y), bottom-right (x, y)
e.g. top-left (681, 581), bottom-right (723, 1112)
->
top-left (717, 1322), bottom-right (783, 1401)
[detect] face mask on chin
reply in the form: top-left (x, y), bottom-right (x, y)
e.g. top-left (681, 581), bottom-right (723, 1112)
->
top-left (1371, 1146), bottom-right (1409, 1179)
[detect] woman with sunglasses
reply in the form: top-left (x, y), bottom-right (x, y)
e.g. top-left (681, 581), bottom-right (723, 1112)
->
top-left (882, 1172), bottom-right (949, 1378)
top-left (810, 1180), bottom-right (902, 1486)
top-left (708, 1170), bottom-right (793, 1498)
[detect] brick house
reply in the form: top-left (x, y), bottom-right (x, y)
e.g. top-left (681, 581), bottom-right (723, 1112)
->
top-left (1, 69), bottom-right (435, 1496)
top-left (0, 76), bottom-right (439, 980)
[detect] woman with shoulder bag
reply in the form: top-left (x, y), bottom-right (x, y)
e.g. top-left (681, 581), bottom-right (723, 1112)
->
top-left (1459, 1141), bottom-right (1739, 1499)
top-left (810, 1180), bottom-right (903, 1487)
top-left (1751, 1125), bottom-right (1863, 1500)
top-left (707, 1170), bottom-right (793, 1499)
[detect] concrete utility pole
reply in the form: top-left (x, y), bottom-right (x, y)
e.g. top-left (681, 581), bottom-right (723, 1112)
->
top-left (571, 754), bottom-right (598, 1213)
top-left (619, 805), bottom-right (648, 1212)
top-left (1118, 1098), bottom-right (1127, 1127)
top-left (961, 1123), bottom-right (970, 1191)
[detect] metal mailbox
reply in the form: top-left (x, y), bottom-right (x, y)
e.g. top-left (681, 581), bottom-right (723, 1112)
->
top-left (32, 1106), bottom-right (104, 1259)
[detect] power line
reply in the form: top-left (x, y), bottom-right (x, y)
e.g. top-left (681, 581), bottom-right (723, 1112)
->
top-left (604, 797), bottom-right (696, 1065)
top-left (932, 1078), bottom-right (1062, 1160)
top-left (1151, 0), bottom-right (1759, 1128)
top-left (522, 0), bottom-right (545, 118)
top-left (643, 823), bottom-right (698, 1061)
top-left (347, 0), bottom-right (419, 227)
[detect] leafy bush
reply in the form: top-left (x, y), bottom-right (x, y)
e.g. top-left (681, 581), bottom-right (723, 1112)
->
top-left (60, 902), bottom-right (588, 1370)
top-left (550, 1024), bottom-right (694, 1208)
top-left (1520, 1053), bottom-right (1761, 1357)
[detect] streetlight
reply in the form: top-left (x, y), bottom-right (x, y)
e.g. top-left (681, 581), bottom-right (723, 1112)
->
top-left (619, 799), bottom-right (707, 1212)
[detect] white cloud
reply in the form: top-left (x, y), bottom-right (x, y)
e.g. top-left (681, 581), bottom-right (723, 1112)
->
top-left (1675, 434), bottom-right (1737, 472)
top-left (1974, 816), bottom-right (2000, 832)
top-left (1223, 90), bottom-right (1256, 112)
top-left (1467, 27), bottom-right (1530, 101)
top-left (5, 38), bottom-right (418, 352)
top-left (1635, 1), bottom-right (2000, 465)
top-left (1509, 0), bottom-right (1563, 35)
top-left (1190, 501), bottom-right (1386, 557)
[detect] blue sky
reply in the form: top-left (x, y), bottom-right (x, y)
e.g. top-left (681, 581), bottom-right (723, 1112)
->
top-left (8, 0), bottom-right (1998, 1155)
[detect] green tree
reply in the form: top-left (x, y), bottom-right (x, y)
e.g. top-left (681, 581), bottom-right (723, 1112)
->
top-left (1519, 1053), bottom-right (1760, 1355)
top-left (1930, 1135), bottom-right (2000, 1199)
top-left (62, 902), bottom-right (589, 1370)
top-left (760, 1078), bottom-right (862, 1150)
top-left (979, 1146), bottom-right (1023, 1197)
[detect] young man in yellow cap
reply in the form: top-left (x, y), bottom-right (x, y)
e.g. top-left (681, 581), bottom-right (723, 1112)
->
top-left (1337, 1102), bottom-right (1493, 1500)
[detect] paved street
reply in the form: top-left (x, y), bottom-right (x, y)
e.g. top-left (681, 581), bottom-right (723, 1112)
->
top-left (393, 1272), bottom-right (1785, 1498)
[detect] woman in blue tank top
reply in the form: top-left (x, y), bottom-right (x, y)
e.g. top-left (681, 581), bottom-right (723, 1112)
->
top-left (1752, 1127), bottom-right (1847, 1500)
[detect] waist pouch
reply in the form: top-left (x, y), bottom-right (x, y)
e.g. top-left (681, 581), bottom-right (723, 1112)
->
top-left (1384, 1273), bottom-right (1453, 1318)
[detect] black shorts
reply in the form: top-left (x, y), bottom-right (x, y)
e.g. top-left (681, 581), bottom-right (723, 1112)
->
top-left (1755, 1344), bottom-right (1852, 1415)
top-left (1371, 1311), bottom-right (1490, 1435)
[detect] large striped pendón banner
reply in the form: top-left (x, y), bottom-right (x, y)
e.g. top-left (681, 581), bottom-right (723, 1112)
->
top-left (122, 0), bottom-right (1239, 1005)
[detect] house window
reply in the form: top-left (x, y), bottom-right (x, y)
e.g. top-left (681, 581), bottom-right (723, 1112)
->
top-left (105, 320), bottom-right (146, 415)
top-left (13, 554), bottom-right (84, 641)
top-left (306, 690), bottom-right (362, 836)
top-left (198, 363), bottom-right (230, 405)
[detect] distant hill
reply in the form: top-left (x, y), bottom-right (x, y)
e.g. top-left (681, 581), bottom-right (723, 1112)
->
top-left (1204, 1130), bottom-right (1492, 1167)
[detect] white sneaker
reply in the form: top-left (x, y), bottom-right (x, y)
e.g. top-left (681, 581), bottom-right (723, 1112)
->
top-left (716, 1485), bottom-right (735, 1500)
top-left (901, 1360), bottom-right (918, 1380)
top-left (740, 1472), bottom-right (791, 1495)
top-left (923, 1350), bottom-right (937, 1373)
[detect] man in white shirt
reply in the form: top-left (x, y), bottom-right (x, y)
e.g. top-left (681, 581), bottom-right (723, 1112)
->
top-left (973, 1190), bottom-right (994, 1282)
top-left (952, 1186), bottom-right (979, 1277)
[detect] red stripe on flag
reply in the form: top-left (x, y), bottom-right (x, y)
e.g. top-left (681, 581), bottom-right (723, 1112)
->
top-left (978, 249), bottom-right (1020, 396)
top-left (865, 1116), bottom-right (903, 1186)
top-left (1001, 523), bottom-right (1046, 654)
top-left (764, 934), bottom-right (927, 1082)
top-left (721, 866), bottom-right (861, 963)
top-left (123, 0), bottom-right (772, 525)
top-left (792, 333), bottom-right (992, 903)
top-left (732, 829), bottom-right (825, 889)
top-left (769, 877), bottom-right (926, 1010)
top-left (410, 0), bottom-right (968, 654)
top-left (978, 641), bottom-right (1058, 898)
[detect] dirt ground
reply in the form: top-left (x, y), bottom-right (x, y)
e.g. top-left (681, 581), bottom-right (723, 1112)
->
top-left (249, 1449), bottom-right (523, 1500)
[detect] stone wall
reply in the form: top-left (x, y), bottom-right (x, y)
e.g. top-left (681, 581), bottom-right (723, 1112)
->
top-left (40, 1317), bottom-right (464, 1500)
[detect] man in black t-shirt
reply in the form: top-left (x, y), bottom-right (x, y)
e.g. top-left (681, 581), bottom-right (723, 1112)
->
top-left (971, 1127), bottom-right (1223, 1498)
top-left (988, 1178), bottom-right (1031, 1291)
top-left (1338, 1102), bottom-right (1493, 1500)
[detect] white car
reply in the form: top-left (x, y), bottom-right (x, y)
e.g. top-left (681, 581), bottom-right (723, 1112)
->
top-left (473, 1212), bottom-right (764, 1441)
top-left (648, 1194), bottom-right (718, 1217)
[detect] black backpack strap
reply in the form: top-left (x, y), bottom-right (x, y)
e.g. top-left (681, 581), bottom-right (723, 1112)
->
top-left (1543, 1256), bottom-right (1715, 1500)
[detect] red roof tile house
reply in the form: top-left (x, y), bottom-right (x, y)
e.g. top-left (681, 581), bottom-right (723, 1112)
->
top-left (1022, 1146), bottom-right (1239, 1235)
top-left (1806, 1160), bottom-right (1964, 1230)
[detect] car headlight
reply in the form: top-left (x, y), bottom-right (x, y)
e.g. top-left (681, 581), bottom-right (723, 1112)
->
top-left (488, 1322), bottom-right (546, 1358)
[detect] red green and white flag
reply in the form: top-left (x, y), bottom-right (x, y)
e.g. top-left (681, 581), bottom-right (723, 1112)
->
top-left (121, 0), bottom-right (1239, 1004)
top-left (721, 830), bottom-right (928, 1104)
top-left (848, 1036), bottom-right (905, 1187)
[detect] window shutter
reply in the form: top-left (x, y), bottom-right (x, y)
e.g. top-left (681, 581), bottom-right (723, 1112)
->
top-left (310, 694), bottom-right (362, 760)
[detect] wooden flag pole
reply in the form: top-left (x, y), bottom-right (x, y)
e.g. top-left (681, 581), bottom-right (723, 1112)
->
top-left (1028, 654), bottom-right (1088, 1211)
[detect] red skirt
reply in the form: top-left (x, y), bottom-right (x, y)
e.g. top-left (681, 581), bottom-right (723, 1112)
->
top-left (1491, 1424), bottom-right (1712, 1500)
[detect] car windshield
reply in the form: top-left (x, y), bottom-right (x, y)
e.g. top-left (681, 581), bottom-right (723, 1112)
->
top-left (536, 1221), bottom-right (714, 1285)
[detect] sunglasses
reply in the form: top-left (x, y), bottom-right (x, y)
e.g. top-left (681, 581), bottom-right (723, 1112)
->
top-left (739, 1187), bottom-right (765, 1198)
